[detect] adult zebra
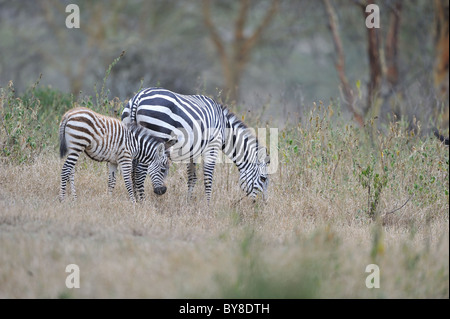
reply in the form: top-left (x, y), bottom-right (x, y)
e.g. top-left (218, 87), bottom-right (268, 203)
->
top-left (121, 87), bottom-right (270, 202)
top-left (59, 107), bottom-right (174, 203)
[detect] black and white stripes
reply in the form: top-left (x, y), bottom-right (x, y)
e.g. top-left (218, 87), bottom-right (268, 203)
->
top-left (59, 107), bottom-right (171, 203)
top-left (122, 87), bottom-right (270, 201)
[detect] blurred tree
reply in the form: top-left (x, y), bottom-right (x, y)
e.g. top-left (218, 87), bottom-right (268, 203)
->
top-left (323, 0), bottom-right (364, 126)
top-left (359, 0), bottom-right (403, 122)
top-left (376, 0), bottom-right (403, 123)
top-left (359, 0), bottom-right (383, 114)
top-left (39, 0), bottom-right (125, 95)
top-left (385, 0), bottom-right (402, 90)
top-left (108, 0), bottom-right (209, 97)
top-left (433, 0), bottom-right (449, 127)
top-left (434, 0), bottom-right (449, 98)
top-left (0, 0), bottom-right (442, 129)
top-left (201, 0), bottom-right (279, 103)
top-left (324, 0), bottom-right (403, 126)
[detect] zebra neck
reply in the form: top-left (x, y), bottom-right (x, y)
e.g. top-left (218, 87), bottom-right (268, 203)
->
top-left (222, 111), bottom-right (258, 173)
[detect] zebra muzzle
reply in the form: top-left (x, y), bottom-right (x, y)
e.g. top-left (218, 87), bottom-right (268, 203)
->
top-left (153, 186), bottom-right (167, 195)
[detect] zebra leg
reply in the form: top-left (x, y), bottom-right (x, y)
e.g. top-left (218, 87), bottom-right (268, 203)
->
top-left (134, 162), bottom-right (148, 201)
top-left (131, 159), bottom-right (138, 199)
top-left (70, 167), bottom-right (76, 200)
top-left (118, 155), bottom-right (136, 203)
top-left (59, 152), bottom-right (80, 202)
top-left (202, 147), bottom-right (219, 202)
top-left (108, 162), bottom-right (118, 195)
top-left (187, 162), bottom-right (197, 200)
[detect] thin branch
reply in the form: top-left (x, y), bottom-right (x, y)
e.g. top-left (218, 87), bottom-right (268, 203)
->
top-left (235, 0), bottom-right (250, 44)
top-left (201, 0), bottom-right (228, 64)
top-left (383, 195), bottom-right (413, 216)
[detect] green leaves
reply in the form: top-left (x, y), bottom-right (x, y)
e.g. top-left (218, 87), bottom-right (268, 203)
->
top-left (358, 163), bottom-right (388, 220)
top-left (0, 81), bottom-right (72, 163)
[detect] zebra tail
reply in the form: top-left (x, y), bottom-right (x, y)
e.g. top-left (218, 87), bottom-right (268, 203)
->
top-left (130, 100), bottom-right (137, 124)
top-left (59, 115), bottom-right (69, 158)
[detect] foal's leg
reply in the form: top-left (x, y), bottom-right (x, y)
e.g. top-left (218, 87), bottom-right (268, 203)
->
top-left (108, 162), bottom-right (118, 195)
top-left (118, 155), bottom-right (136, 203)
top-left (60, 151), bottom-right (81, 202)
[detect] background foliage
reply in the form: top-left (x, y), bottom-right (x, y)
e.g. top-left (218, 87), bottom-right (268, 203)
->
top-left (0, 0), bottom-right (448, 128)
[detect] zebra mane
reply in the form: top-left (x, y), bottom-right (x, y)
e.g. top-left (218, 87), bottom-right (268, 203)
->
top-left (219, 104), bottom-right (261, 146)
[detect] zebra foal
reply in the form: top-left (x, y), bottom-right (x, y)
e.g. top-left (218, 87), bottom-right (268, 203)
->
top-left (59, 107), bottom-right (174, 203)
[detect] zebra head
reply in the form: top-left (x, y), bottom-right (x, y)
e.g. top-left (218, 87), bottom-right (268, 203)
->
top-left (146, 136), bottom-right (177, 195)
top-left (240, 146), bottom-right (270, 202)
top-left (131, 121), bottom-right (176, 196)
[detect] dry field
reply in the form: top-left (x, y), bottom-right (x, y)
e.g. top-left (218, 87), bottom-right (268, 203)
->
top-left (0, 134), bottom-right (448, 298)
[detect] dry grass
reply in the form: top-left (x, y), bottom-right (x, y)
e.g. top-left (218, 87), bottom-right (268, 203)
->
top-left (1, 72), bottom-right (447, 298)
top-left (0, 141), bottom-right (448, 298)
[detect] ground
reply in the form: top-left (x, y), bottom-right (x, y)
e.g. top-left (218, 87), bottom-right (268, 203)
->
top-left (0, 151), bottom-right (448, 298)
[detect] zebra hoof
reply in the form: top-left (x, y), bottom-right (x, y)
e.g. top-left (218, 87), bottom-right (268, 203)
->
top-left (154, 186), bottom-right (167, 195)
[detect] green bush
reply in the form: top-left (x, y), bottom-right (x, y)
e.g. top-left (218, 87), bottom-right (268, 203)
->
top-left (0, 54), bottom-right (126, 164)
top-left (0, 80), bottom-right (73, 163)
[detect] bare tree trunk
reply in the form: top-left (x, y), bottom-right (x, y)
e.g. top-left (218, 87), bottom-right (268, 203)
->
top-left (363, 0), bottom-right (383, 114)
top-left (379, 0), bottom-right (402, 122)
top-left (433, 0), bottom-right (449, 129)
top-left (323, 0), bottom-right (364, 127)
top-left (385, 1), bottom-right (402, 89)
top-left (434, 0), bottom-right (449, 101)
top-left (202, 0), bottom-right (279, 103)
top-left (352, 0), bottom-right (402, 123)
top-left (324, 1), bottom-right (403, 126)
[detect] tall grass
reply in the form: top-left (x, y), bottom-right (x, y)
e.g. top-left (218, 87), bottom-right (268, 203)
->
top-left (0, 67), bottom-right (448, 298)
top-left (0, 53), bottom-right (126, 164)
top-left (279, 102), bottom-right (448, 224)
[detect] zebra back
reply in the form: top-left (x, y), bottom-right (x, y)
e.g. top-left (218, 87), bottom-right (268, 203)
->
top-left (59, 107), bottom-right (129, 161)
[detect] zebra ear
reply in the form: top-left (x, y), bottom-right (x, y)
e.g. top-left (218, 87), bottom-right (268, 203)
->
top-left (257, 147), bottom-right (268, 163)
top-left (164, 136), bottom-right (177, 150)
